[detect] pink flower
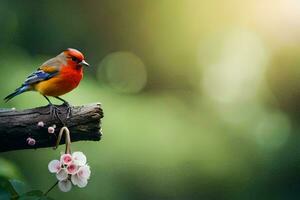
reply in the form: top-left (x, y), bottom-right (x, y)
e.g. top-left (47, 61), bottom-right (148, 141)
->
top-left (48, 159), bottom-right (68, 181)
top-left (37, 121), bottom-right (44, 127)
top-left (67, 163), bottom-right (78, 175)
top-left (60, 154), bottom-right (72, 166)
top-left (48, 126), bottom-right (55, 134)
top-left (48, 151), bottom-right (91, 192)
top-left (71, 165), bottom-right (91, 188)
top-left (77, 165), bottom-right (91, 180)
top-left (26, 137), bottom-right (36, 146)
top-left (48, 160), bottom-right (61, 173)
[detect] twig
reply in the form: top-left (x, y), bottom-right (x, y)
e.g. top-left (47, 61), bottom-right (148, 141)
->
top-left (44, 181), bottom-right (59, 196)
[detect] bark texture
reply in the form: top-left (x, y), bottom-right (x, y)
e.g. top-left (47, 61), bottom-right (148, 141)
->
top-left (0, 103), bottom-right (103, 152)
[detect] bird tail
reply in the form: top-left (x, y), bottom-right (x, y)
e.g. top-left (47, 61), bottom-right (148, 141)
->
top-left (4, 85), bottom-right (30, 102)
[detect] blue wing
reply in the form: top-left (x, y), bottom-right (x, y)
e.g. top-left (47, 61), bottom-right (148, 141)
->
top-left (4, 70), bottom-right (59, 102)
top-left (22, 69), bottom-right (59, 86)
top-left (4, 64), bottom-right (60, 102)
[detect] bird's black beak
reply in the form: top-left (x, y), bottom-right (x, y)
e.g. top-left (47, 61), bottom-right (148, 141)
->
top-left (79, 60), bottom-right (89, 67)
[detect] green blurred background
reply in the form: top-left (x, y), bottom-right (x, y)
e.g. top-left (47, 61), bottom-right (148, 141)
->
top-left (0, 0), bottom-right (300, 199)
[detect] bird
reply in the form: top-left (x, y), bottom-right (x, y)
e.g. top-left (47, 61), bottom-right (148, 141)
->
top-left (4, 48), bottom-right (90, 120)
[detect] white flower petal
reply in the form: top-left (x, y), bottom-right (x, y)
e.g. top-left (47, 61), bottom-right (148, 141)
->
top-left (56, 169), bottom-right (68, 181)
top-left (72, 152), bottom-right (87, 166)
top-left (48, 160), bottom-right (60, 173)
top-left (78, 165), bottom-right (91, 180)
top-left (58, 179), bottom-right (72, 192)
top-left (77, 178), bottom-right (88, 188)
top-left (71, 174), bottom-right (88, 188)
top-left (71, 174), bottom-right (80, 186)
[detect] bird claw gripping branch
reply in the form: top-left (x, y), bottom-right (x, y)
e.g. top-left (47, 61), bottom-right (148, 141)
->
top-left (62, 102), bottom-right (72, 119)
top-left (49, 104), bottom-right (63, 123)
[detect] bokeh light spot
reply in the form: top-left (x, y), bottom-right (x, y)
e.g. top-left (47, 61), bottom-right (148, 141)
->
top-left (97, 51), bottom-right (147, 94)
top-left (200, 28), bottom-right (269, 105)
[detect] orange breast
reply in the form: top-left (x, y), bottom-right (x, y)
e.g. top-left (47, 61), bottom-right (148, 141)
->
top-left (34, 66), bottom-right (83, 97)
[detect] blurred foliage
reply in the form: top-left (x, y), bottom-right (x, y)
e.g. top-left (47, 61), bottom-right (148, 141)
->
top-left (0, 158), bottom-right (22, 180)
top-left (0, 0), bottom-right (300, 200)
top-left (0, 177), bottom-right (54, 199)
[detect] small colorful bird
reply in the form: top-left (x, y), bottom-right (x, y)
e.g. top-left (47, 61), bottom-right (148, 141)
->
top-left (4, 48), bottom-right (89, 120)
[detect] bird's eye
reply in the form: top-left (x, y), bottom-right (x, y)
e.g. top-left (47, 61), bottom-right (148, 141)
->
top-left (71, 57), bottom-right (79, 62)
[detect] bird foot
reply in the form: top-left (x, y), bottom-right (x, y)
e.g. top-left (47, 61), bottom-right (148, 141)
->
top-left (63, 102), bottom-right (72, 119)
top-left (49, 104), bottom-right (63, 123)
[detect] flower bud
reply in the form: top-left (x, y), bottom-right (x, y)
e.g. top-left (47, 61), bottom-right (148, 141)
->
top-left (26, 137), bottom-right (36, 146)
top-left (37, 121), bottom-right (45, 127)
top-left (48, 126), bottom-right (55, 134)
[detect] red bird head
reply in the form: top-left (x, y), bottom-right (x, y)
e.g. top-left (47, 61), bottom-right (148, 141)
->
top-left (63, 48), bottom-right (89, 68)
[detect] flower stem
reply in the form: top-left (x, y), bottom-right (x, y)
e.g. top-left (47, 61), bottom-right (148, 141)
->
top-left (44, 181), bottom-right (59, 196)
top-left (54, 126), bottom-right (72, 154)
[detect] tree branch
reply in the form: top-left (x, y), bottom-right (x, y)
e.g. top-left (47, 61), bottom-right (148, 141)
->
top-left (0, 103), bottom-right (103, 152)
